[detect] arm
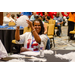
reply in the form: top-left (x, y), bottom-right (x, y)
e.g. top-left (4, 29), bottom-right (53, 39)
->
top-left (26, 20), bottom-right (41, 43)
top-left (44, 23), bottom-right (47, 34)
top-left (60, 21), bottom-right (63, 24)
top-left (15, 26), bottom-right (20, 41)
top-left (57, 17), bottom-right (63, 25)
top-left (31, 26), bottom-right (41, 43)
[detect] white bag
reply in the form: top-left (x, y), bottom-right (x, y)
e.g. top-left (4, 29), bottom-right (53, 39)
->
top-left (16, 15), bottom-right (29, 27)
top-left (0, 40), bottom-right (8, 59)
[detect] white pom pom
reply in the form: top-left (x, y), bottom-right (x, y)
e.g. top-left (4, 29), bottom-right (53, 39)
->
top-left (16, 15), bottom-right (29, 27)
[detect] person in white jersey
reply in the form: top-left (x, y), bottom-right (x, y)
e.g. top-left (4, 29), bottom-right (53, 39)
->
top-left (15, 19), bottom-right (48, 52)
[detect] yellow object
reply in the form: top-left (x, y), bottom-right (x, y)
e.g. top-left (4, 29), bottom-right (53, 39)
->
top-left (47, 24), bottom-right (55, 36)
top-left (49, 19), bottom-right (57, 30)
top-left (55, 27), bottom-right (58, 29)
top-left (23, 27), bottom-right (31, 34)
top-left (70, 24), bottom-right (75, 34)
top-left (49, 19), bottom-right (55, 25)
top-left (8, 22), bottom-right (15, 26)
top-left (47, 24), bottom-right (55, 47)
top-left (12, 40), bottom-right (16, 44)
top-left (70, 31), bottom-right (75, 34)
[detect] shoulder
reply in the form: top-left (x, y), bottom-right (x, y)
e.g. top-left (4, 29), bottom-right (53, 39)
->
top-left (4, 16), bottom-right (7, 19)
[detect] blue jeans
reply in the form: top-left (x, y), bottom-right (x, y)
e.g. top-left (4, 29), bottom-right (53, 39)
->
top-left (46, 35), bottom-right (50, 50)
top-left (55, 24), bottom-right (61, 36)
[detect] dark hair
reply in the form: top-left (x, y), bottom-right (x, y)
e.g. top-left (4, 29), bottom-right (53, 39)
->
top-left (33, 19), bottom-right (44, 35)
top-left (11, 14), bottom-right (15, 19)
top-left (17, 14), bottom-right (21, 18)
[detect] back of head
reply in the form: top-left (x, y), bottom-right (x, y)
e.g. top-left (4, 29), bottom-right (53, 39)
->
top-left (11, 14), bottom-right (15, 19)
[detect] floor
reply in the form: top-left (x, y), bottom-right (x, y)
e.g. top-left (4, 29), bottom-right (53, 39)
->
top-left (52, 26), bottom-right (75, 50)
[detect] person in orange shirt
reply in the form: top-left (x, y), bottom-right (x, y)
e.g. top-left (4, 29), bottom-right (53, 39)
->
top-left (68, 12), bottom-right (75, 40)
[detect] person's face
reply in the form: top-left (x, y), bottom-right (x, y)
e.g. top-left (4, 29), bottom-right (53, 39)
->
top-left (34, 21), bottom-right (41, 34)
top-left (7, 13), bottom-right (11, 17)
top-left (56, 13), bottom-right (59, 17)
top-left (33, 12), bottom-right (36, 16)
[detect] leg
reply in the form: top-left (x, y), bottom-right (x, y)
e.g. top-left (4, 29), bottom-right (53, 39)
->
top-left (46, 38), bottom-right (50, 50)
top-left (55, 25), bottom-right (61, 36)
top-left (68, 21), bottom-right (74, 39)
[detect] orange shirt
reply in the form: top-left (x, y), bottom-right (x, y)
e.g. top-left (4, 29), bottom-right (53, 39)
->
top-left (68, 13), bottom-right (75, 22)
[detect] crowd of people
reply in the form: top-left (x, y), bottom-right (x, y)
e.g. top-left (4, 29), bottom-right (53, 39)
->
top-left (2, 12), bottom-right (66, 36)
top-left (1, 12), bottom-right (75, 58)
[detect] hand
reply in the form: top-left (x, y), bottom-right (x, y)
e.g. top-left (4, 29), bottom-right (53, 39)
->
top-left (17, 26), bottom-right (20, 29)
top-left (57, 23), bottom-right (60, 25)
top-left (10, 20), bottom-right (13, 22)
top-left (26, 20), bottom-right (33, 28)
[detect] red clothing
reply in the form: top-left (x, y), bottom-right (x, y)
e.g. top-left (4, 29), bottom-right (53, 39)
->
top-left (61, 12), bottom-right (70, 17)
top-left (37, 12), bottom-right (43, 16)
top-left (48, 12), bottom-right (57, 19)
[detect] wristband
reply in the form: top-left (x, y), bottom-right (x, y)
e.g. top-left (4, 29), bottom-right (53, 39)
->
top-left (32, 29), bottom-right (35, 33)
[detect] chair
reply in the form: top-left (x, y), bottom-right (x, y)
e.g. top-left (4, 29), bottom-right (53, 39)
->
top-left (49, 19), bottom-right (56, 25)
top-left (23, 27), bottom-right (31, 34)
top-left (10, 27), bottom-right (31, 54)
top-left (49, 19), bottom-right (57, 36)
top-left (69, 23), bottom-right (75, 40)
top-left (47, 24), bottom-right (55, 47)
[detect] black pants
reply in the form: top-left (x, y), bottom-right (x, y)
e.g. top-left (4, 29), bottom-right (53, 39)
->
top-left (68, 21), bottom-right (74, 39)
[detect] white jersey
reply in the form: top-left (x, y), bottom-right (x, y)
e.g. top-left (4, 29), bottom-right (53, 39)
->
top-left (16, 32), bottom-right (48, 51)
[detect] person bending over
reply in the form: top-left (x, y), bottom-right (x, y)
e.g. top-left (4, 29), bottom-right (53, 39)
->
top-left (15, 19), bottom-right (48, 52)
